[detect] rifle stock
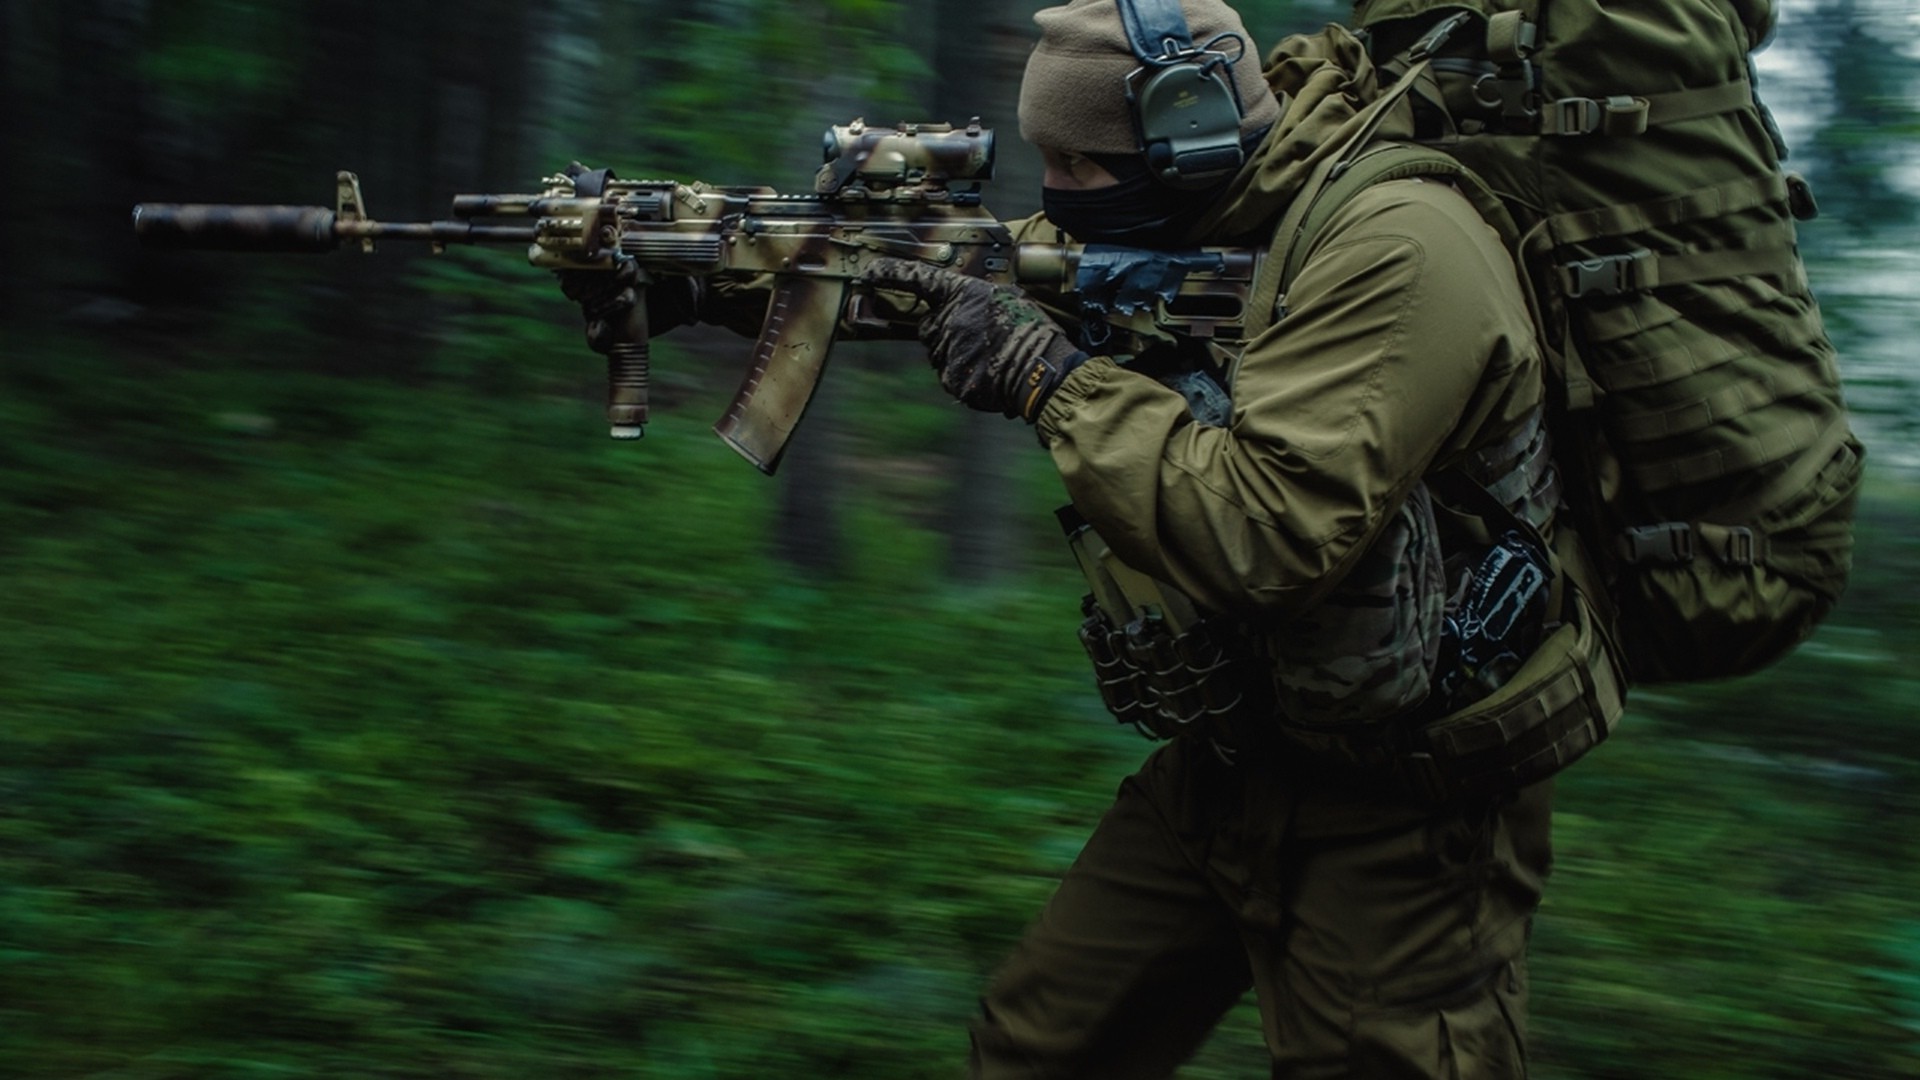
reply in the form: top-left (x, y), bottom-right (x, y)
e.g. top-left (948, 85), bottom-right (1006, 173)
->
top-left (132, 122), bottom-right (1263, 473)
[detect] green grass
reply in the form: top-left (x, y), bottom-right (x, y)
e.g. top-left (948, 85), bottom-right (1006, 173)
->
top-left (1, 328), bottom-right (1915, 1078)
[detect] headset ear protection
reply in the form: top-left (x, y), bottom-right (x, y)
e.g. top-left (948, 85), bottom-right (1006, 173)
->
top-left (1117, 0), bottom-right (1248, 189)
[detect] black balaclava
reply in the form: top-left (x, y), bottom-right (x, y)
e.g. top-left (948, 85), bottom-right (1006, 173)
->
top-left (1042, 128), bottom-right (1268, 249)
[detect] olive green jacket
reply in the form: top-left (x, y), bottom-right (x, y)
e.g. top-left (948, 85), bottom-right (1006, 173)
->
top-left (1033, 56), bottom-right (1544, 624)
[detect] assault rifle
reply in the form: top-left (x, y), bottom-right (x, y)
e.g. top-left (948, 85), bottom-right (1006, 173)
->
top-left (133, 120), bottom-right (1259, 473)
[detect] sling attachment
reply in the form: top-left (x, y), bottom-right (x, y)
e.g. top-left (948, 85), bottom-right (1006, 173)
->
top-left (1472, 11), bottom-right (1539, 122)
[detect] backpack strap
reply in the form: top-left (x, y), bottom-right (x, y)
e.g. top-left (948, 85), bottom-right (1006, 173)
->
top-left (1244, 59), bottom-right (1440, 341)
top-left (1240, 136), bottom-right (1578, 408)
top-left (1245, 59), bottom-right (1525, 342)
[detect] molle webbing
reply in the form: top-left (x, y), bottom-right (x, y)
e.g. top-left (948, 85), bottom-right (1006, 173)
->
top-left (1540, 172), bottom-right (1792, 247)
top-left (1339, 0), bottom-right (1862, 684)
top-left (1463, 410), bottom-right (1560, 530)
top-left (1607, 358), bottom-right (1834, 445)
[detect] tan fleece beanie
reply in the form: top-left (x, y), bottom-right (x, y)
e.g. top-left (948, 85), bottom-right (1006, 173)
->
top-left (1019, 0), bottom-right (1283, 155)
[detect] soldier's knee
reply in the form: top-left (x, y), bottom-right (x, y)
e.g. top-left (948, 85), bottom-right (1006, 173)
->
top-left (1344, 958), bottom-right (1531, 1080)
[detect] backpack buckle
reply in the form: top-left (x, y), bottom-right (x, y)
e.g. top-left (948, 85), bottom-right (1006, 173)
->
top-left (1621, 522), bottom-right (1694, 565)
top-left (1472, 67), bottom-right (1539, 121)
top-left (1718, 527), bottom-right (1760, 567)
top-left (1562, 249), bottom-right (1655, 299)
top-left (1786, 173), bottom-right (1821, 221)
top-left (1408, 11), bottom-right (1474, 61)
top-left (1545, 97), bottom-right (1603, 135)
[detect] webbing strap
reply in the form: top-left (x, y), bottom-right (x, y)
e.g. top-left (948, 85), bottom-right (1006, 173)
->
top-left (1581, 310), bottom-right (1831, 392)
top-left (1538, 79), bottom-right (1756, 137)
top-left (1629, 408), bottom-right (1826, 493)
top-left (1708, 412), bottom-right (1858, 525)
top-left (1467, 410), bottom-right (1560, 527)
top-left (1616, 513), bottom-right (1853, 571)
top-left (1617, 521), bottom-right (1769, 566)
top-left (1544, 172), bottom-right (1789, 247)
top-left (1484, 10), bottom-right (1536, 63)
top-left (1610, 359), bottom-right (1836, 444)
top-left (1643, 80), bottom-right (1761, 126)
top-left (1118, 0), bottom-right (1196, 62)
top-left (1245, 66), bottom-right (1438, 340)
top-left (1695, 522), bottom-right (1769, 567)
top-left (1557, 244), bottom-right (1803, 299)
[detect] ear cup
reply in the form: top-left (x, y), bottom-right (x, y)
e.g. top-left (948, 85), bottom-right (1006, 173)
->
top-left (1133, 61), bottom-right (1244, 188)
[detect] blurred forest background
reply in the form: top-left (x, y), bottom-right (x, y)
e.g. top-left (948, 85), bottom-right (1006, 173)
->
top-left (2, 0), bottom-right (1918, 1077)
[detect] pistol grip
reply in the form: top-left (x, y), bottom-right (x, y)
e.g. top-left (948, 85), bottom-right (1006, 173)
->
top-left (713, 277), bottom-right (846, 474)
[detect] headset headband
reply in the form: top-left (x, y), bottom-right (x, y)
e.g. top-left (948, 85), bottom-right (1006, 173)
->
top-left (1114, 0), bottom-right (1249, 189)
top-left (1118, 0), bottom-right (1198, 64)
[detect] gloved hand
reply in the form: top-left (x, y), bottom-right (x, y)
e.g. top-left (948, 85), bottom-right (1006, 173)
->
top-left (861, 257), bottom-right (1087, 422)
top-left (556, 256), bottom-right (704, 354)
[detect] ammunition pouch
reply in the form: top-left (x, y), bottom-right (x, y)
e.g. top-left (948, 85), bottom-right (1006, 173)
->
top-left (1061, 473), bottom-right (1624, 804)
top-left (1077, 600), bottom-right (1272, 744)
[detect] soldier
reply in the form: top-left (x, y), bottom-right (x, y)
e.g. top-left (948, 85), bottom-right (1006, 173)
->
top-left (562, 1), bottom-right (1606, 1075)
top-left (852, 2), bottom-right (1602, 1078)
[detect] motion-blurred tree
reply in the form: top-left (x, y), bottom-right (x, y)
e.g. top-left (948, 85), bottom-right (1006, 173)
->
top-left (1800, 0), bottom-right (1920, 237)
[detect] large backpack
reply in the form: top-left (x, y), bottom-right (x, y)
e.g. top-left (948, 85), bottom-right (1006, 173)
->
top-left (1256, 0), bottom-right (1864, 686)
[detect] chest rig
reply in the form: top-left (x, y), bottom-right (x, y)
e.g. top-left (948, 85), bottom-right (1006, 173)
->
top-left (1062, 343), bottom-right (1565, 792)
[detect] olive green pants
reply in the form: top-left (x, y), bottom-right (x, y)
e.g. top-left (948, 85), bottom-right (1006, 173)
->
top-left (969, 736), bottom-right (1553, 1079)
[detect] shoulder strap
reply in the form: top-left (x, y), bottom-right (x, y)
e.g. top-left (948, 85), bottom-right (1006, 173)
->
top-left (1244, 61), bottom-right (1517, 340)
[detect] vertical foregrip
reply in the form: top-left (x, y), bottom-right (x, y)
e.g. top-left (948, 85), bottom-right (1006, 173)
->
top-left (607, 286), bottom-right (651, 439)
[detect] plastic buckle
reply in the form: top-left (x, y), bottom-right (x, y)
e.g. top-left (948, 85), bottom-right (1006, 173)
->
top-left (1718, 527), bottom-right (1760, 567)
top-left (1621, 522), bottom-right (1694, 565)
top-left (1562, 249), bottom-right (1654, 299)
top-left (1409, 11), bottom-right (1474, 61)
top-left (1786, 172), bottom-right (1821, 221)
top-left (1472, 65), bottom-right (1537, 121)
top-left (1547, 97), bottom-right (1603, 135)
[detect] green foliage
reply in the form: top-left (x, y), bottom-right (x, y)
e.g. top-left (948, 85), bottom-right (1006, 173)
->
top-left (593, 1), bottom-right (927, 181)
top-left (5, 0), bottom-right (1918, 1074)
top-left (137, 0), bottom-right (300, 118)
top-left (0, 328), bottom-right (1115, 1078)
top-left (3, 329), bottom-right (1917, 1078)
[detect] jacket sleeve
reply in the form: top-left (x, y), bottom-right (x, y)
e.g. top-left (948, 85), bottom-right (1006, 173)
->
top-left (1036, 179), bottom-right (1542, 620)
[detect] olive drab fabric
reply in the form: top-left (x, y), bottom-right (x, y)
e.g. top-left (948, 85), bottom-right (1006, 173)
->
top-left (1036, 18), bottom-right (1625, 804)
top-left (968, 735), bottom-right (1553, 1079)
top-left (1345, 0), bottom-right (1865, 684)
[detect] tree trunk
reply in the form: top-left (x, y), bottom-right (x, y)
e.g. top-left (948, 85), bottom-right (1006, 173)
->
top-left (0, 0), bottom-right (41, 320)
top-left (932, 0), bottom-right (1048, 584)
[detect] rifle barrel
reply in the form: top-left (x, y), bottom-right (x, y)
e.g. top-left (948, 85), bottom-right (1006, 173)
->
top-left (133, 204), bottom-right (538, 253)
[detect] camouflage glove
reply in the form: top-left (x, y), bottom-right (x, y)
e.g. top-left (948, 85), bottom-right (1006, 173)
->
top-left (862, 257), bottom-right (1087, 422)
top-left (556, 257), bottom-right (704, 354)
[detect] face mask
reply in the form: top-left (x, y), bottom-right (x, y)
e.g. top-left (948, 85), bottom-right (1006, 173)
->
top-left (1042, 171), bottom-right (1228, 250)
